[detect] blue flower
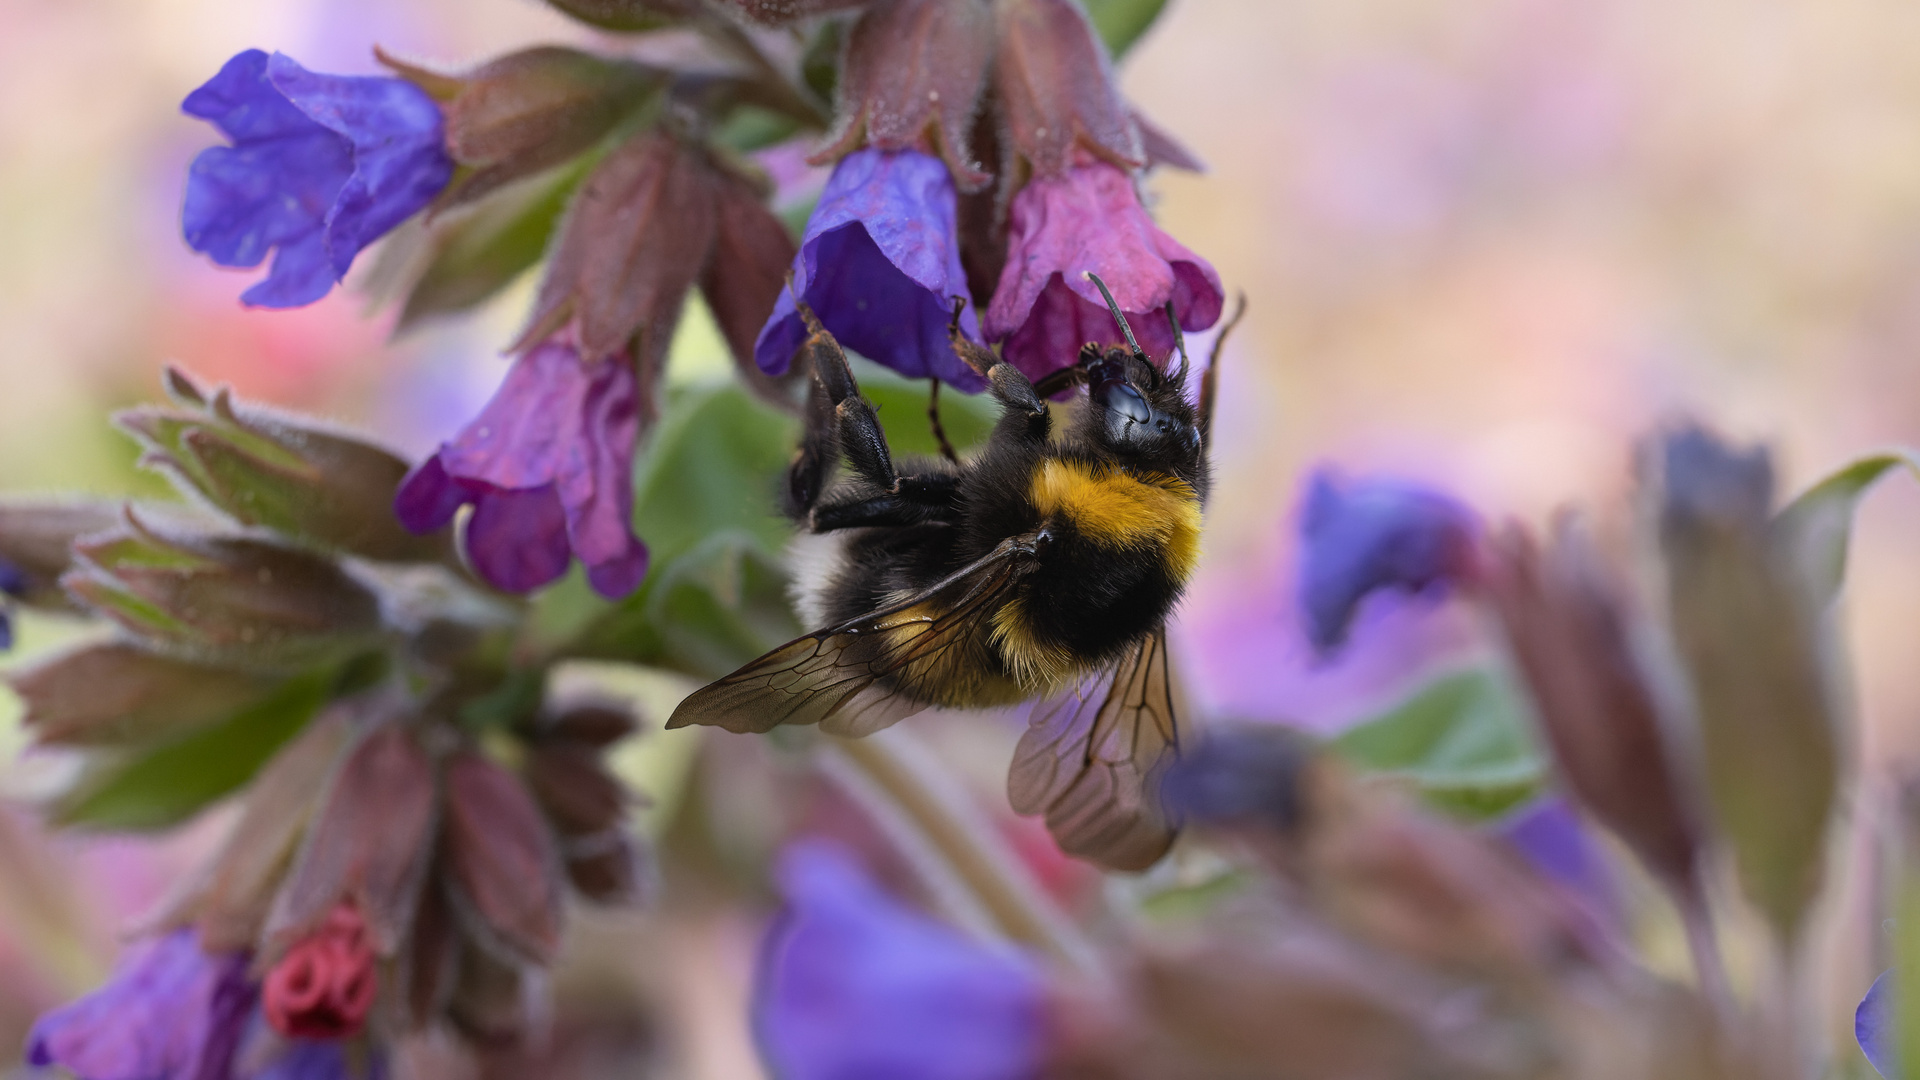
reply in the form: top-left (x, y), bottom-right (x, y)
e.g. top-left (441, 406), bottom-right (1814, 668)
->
top-left (1496, 797), bottom-right (1618, 927)
top-left (28, 929), bottom-right (256, 1080)
top-left (1858, 971), bottom-right (1897, 1078)
top-left (249, 1040), bottom-right (385, 1080)
top-left (182, 50), bottom-right (452, 308)
top-left (0, 555), bottom-right (25, 650)
top-left (755, 148), bottom-right (986, 390)
top-left (1298, 469), bottom-right (1480, 652)
top-left (754, 839), bottom-right (1046, 1080)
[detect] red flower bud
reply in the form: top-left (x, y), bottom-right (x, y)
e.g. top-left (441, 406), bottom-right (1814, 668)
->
top-left (263, 904), bottom-right (378, 1039)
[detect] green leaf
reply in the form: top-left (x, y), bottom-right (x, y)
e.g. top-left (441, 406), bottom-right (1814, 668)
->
top-left (1329, 669), bottom-right (1544, 820)
top-left (397, 162), bottom-right (585, 330)
top-left (1080, 0), bottom-right (1170, 58)
top-left (52, 667), bottom-right (334, 831)
top-left (1771, 449), bottom-right (1920, 610)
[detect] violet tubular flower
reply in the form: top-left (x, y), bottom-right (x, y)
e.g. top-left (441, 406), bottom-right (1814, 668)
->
top-left (182, 50), bottom-right (453, 308)
top-left (1298, 469), bottom-right (1480, 652)
top-left (28, 928), bottom-right (256, 1080)
top-left (984, 158), bottom-right (1223, 382)
top-left (1858, 971), bottom-right (1897, 1078)
top-left (754, 840), bottom-right (1047, 1080)
top-left (755, 148), bottom-right (986, 390)
top-left (395, 339), bottom-right (647, 598)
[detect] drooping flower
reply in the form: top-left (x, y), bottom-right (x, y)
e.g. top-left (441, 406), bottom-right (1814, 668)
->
top-left (1857, 970), bottom-right (1896, 1078)
top-left (756, 148), bottom-right (987, 390)
top-left (263, 904), bottom-right (378, 1040)
top-left (395, 338), bottom-right (647, 598)
top-left (984, 158), bottom-right (1222, 382)
top-left (754, 840), bottom-right (1047, 1080)
top-left (1296, 469), bottom-right (1480, 652)
top-left (182, 50), bottom-right (453, 308)
top-left (27, 929), bottom-right (256, 1080)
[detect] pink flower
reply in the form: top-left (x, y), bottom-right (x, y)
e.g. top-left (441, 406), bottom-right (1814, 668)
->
top-left (984, 159), bottom-right (1222, 381)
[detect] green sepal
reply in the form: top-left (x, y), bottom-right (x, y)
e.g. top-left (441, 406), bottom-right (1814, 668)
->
top-left (51, 666), bottom-right (336, 831)
top-left (1080, 0), bottom-right (1170, 58)
top-left (1771, 448), bottom-right (1920, 610)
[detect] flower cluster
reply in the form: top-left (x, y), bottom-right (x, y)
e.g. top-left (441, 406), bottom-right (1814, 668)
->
top-left (177, 0), bottom-right (1222, 599)
top-left (10, 371), bottom-right (650, 1077)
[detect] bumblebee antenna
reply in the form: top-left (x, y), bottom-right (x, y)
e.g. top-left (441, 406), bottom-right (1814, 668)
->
top-left (1164, 299), bottom-right (1190, 381)
top-left (1083, 272), bottom-right (1146, 359)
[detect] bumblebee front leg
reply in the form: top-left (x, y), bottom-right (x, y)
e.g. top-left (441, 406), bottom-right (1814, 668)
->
top-left (948, 299), bottom-right (1051, 444)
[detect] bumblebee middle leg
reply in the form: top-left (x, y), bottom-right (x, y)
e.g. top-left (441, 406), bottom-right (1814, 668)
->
top-left (783, 301), bottom-right (963, 526)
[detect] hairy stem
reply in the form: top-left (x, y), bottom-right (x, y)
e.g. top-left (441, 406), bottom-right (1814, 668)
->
top-left (826, 728), bottom-right (1098, 974)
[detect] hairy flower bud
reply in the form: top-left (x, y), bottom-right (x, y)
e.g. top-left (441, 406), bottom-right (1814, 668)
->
top-left (700, 169), bottom-right (803, 397)
top-left (64, 510), bottom-right (383, 668)
top-left (1481, 520), bottom-right (1703, 892)
top-left (515, 129), bottom-right (718, 367)
top-left (812, 0), bottom-right (993, 188)
top-left (120, 368), bottom-right (452, 564)
top-left (1656, 425), bottom-right (1839, 941)
top-left (994, 0), bottom-right (1143, 174)
top-left (0, 499), bottom-right (118, 611)
top-left (443, 750), bottom-right (565, 964)
top-left (268, 724), bottom-right (439, 955)
top-left (383, 46), bottom-right (664, 208)
top-left (8, 641), bottom-right (278, 746)
top-left (263, 903), bottom-right (378, 1039)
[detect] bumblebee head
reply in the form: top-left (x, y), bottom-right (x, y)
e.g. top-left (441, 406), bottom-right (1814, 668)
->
top-left (1076, 275), bottom-right (1203, 472)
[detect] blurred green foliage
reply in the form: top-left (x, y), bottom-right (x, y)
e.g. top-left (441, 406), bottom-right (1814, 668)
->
top-left (1329, 668), bottom-right (1544, 820)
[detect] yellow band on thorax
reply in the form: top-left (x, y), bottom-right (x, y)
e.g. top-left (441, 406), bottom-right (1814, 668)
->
top-left (1028, 459), bottom-right (1203, 580)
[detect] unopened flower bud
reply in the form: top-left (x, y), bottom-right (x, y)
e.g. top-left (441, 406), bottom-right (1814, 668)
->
top-left (543, 701), bottom-right (638, 748)
top-left (812, 0), bottom-right (993, 187)
top-left (383, 46), bottom-right (664, 208)
top-left (263, 903), bottom-right (378, 1039)
top-left (8, 641), bottom-right (277, 746)
top-left (994, 0), bottom-right (1143, 174)
top-left (63, 510), bottom-right (383, 668)
top-left (1655, 424), bottom-right (1838, 941)
top-left (1161, 724), bottom-right (1320, 835)
top-left (523, 742), bottom-right (628, 836)
top-left (443, 750), bottom-right (565, 964)
top-left (1481, 520), bottom-right (1703, 893)
top-left (515, 129), bottom-right (718, 367)
top-left (118, 369), bottom-right (451, 564)
top-left (700, 169), bottom-right (803, 398)
top-left (268, 724), bottom-right (438, 955)
top-left (0, 499), bottom-right (119, 611)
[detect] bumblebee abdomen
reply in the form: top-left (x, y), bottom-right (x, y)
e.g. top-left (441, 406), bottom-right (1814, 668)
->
top-left (990, 459), bottom-right (1203, 683)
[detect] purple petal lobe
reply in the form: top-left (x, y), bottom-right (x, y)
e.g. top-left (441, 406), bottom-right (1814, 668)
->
top-left (1298, 469), bottom-right (1480, 652)
top-left (985, 159), bottom-right (1223, 381)
top-left (407, 341), bottom-right (648, 597)
top-left (248, 1039), bottom-right (383, 1080)
top-left (755, 840), bottom-right (1046, 1080)
top-left (1857, 971), bottom-right (1897, 1079)
top-left (756, 148), bottom-right (985, 390)
top-left (1496, 798), bottom-right (1618, 927)
top-left (27, 929), bottom-right (256, 1080)
top-left (181, 50), bottom-right (451, 309)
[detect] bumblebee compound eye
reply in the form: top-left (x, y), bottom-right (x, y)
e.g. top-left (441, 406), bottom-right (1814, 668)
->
top-left (1096, 377), bottom-right (1152, 424)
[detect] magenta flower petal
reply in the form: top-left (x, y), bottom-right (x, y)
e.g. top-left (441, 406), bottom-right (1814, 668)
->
top-left (1297, 469), bottom-right (1480, 652)
top-left (182, 50), bottom-right (452, 309)
top-left (27, 929), bottom-right (255, 1080)
top-left (985, 159), bottom-right (1223, 381)
top-left (754, 840), bottom-right (1046, 1080)
top-left (756, 148), bottom-right (985, 390)
top-left (396, 341), bottom-right (648, 598)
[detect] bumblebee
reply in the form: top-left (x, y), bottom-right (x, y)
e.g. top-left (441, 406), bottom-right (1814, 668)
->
top-left (667, 277), bottom-right (1229, 870)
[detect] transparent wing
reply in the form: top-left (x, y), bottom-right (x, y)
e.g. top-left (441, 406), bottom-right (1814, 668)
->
top-left (665, 535), bottom-right (1041, 738)
top-left (1006, 625), bottom-right (1183, 871)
